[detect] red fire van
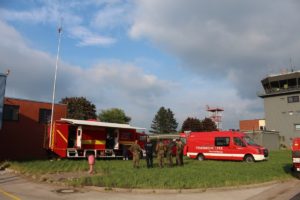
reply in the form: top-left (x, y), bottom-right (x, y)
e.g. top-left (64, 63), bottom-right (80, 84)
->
top-left (183, 131), bottom-right (268, 162)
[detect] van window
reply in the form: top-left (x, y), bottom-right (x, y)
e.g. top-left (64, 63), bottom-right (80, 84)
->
top-left (234, 137), bottom-right (245, 147)
top-left (215, 137), bottom-right (230, 146)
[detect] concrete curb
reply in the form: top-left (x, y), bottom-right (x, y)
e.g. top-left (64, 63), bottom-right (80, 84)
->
top-left (84, 180), bottom-right (284, 194)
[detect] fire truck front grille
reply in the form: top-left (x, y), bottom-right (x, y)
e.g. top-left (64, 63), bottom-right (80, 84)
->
top-left (292, 151), bottom-right (300, 158)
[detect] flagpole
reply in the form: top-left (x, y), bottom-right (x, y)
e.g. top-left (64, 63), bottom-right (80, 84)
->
top-left (49, 25), bottom-right (62, 149)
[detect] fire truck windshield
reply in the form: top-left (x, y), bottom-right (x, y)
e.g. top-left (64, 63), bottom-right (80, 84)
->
top-left (243, 136), bottom-right (258, 146)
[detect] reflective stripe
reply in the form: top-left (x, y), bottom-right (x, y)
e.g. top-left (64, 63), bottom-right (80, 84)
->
top-left (187, 152), bottom-right (267, 161)
top-left (253, 154), bottom-right (266, 161)
top-left (57, 130), bottom-right (67, 143)
top-left (82, 140), bottom-right (106, 145)
top-left (187, 152), bottom-right (198, 157)
top-left (293, 158), bottom-right (300, 163)
top-left (203, 153), bottom-right (244, 158)
top-left (51, 124), bottom-right (55, 150)
top-left (119, 141), bottom-right (134, 145)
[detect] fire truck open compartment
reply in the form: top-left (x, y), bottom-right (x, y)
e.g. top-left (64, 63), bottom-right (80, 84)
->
top-left (46, 118), bottom-right (146, 159)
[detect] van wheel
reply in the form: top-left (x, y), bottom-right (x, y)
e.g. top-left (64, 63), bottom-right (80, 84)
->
top-left (197, 154), bottom-right (204, 161)
top-left (244, 155), bottom-right (254, 163)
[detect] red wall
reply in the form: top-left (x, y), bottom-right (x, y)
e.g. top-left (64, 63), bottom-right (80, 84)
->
top-left (0, 97), bottom-right (67, 161)
top-left (239, 119), bottom-right (260, 132)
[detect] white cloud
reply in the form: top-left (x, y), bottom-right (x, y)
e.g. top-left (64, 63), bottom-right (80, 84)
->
top-left (0, 19), bottom-right (174, 128)
top-left (0, 0), bottom-right (276, 130)
top-left (91, 2), bottom-right (133, 30)
top-left (0, 1), bottom-right (117, 47)
top-left (130, 0), bottom-right (300, 98)
top-left (68, 26), bottom-right (116, 46)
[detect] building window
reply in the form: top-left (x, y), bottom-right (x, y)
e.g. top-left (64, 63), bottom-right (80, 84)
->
top-left (215, 137), bottom-right (230, 146)
top-left (287, 96), bottom-right (299, 103)
top-left (39, 109), bottom-right (51, 124)
top-left (295, 124), bottom-right (300, 131)
top-left (3, 105), bottom-right (19, 121)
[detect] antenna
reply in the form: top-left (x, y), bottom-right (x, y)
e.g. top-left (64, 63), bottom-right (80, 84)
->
top-left (49, 18), bottom-right (63, 149)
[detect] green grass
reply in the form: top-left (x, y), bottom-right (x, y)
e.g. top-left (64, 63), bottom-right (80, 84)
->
top-left (7, 150), bottom-right (295, 189)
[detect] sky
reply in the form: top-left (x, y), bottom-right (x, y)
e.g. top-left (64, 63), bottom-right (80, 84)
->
top-left (1, 0), bottom-right (300, 131)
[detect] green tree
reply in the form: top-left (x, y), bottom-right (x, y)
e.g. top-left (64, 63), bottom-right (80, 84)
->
top-left (150, 107), bottom-right (178, 134)
top-left (98, 108), bottom-right (131, 124)
top-left (60, 97), bottom-right (97, 120)
top-left (202, 117), bottom-right (217, 131)
top-left (181, 117), bottom-right (203, 132)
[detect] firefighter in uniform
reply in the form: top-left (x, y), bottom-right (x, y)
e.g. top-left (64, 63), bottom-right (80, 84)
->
top-left (156, 139), bottom-right (166, 168)
top-left (129, 140), bottom-right (142, 168)
top-left (166, 139), bottom-right (175, 167)
top-left (176, 139), bottom-right (184, 166)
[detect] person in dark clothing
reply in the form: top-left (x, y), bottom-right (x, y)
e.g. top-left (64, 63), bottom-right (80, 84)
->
top-left (145, 137), bottom-right (154, 168)
top-left (122, 144), bottom-right (129, 160)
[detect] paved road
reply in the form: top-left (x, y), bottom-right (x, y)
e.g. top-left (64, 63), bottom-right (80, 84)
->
top-left (1, 170), bottom-right (300, 200)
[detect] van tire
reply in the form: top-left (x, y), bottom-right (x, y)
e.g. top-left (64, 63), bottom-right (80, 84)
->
top-left (244, 155), bottom-right (254, 163)
top-left (197, 154), bottom-right (204, 161)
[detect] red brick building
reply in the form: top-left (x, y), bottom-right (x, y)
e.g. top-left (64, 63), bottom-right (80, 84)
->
top-left (0, 97), bottom-right (67, 161)
top-left (239, 119), bottom-right (266, 132)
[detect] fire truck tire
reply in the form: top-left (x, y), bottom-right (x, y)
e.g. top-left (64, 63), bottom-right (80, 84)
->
top-left (244, 154), bottom-right (254, 163)
top-left (197, 154), bottom-right (204, 161)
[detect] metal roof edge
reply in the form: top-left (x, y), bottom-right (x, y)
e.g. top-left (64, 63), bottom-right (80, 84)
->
top-left (60, 118), bottom-right (146, 130)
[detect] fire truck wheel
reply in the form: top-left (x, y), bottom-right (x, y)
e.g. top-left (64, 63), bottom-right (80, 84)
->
top-left (197, 154), bottom-right (204, 161)
top-left (244, 155), bottom-right (254, 163)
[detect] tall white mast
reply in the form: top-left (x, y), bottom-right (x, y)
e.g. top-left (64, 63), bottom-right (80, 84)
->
top-left (49, 22), bottom-right (62, 148)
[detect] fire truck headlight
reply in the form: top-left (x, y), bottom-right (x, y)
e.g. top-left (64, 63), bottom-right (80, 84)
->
top-left (257, 148), bottom-right (262, 154)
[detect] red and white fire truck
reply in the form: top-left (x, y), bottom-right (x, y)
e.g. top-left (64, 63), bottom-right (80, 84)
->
top-left (292, 138), bottom-right (300, 172)
top-left (44, 118), bottom-right (147, 158)
top-left (182, 131), bottom-right (268, 162)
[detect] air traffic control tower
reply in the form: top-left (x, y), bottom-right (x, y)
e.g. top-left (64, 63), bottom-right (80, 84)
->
top-left (258, 71), bottom-right (300, 147)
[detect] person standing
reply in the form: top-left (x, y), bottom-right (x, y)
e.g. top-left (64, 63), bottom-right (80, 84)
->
top-left (166, 139), bottom-right (175, 167)
top-left (87, 152), bottom-right (95, 174)
top-left (176, 139), bottom-right (184, 166)
top-left (129, 140), bottom-right (142, 168)
top-left (156, 139), bottom-right (166, 168)
top-left (122, 144), bottom-right (129, 160)
top-left (145, 137), bottom-right (154, 168)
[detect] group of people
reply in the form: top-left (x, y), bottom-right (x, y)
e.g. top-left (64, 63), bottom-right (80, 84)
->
top-left (86, 137), bottom-right (184, 174)
top-left (129, 137), bottom-right (184, 168)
